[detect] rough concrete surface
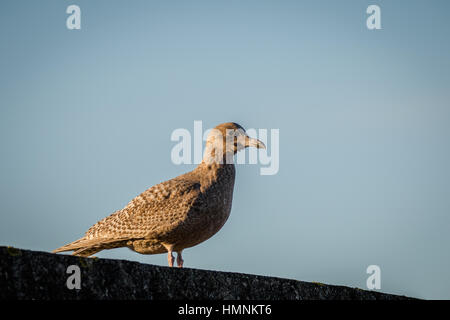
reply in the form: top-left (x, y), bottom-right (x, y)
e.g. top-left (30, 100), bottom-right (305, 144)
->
top-left (0, 246), bottom-right (413, 300)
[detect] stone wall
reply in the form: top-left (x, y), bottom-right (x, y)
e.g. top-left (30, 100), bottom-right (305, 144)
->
top-left (0, 246), bottom-right (412, 300)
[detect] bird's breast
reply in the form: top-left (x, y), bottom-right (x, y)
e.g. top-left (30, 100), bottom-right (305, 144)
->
top-left (172, 164), bottom-right (236, 250)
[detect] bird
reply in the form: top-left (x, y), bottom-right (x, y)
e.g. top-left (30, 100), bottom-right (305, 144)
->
top-left (53, 122), bottom-right (265, 267)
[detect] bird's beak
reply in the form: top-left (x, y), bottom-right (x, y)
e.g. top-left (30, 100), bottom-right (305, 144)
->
top-left (245, 137), bottom-right (266, 149)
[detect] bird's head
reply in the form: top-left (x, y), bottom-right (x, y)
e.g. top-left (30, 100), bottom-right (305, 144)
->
top-left (203, 122), bottom-right (266, 164)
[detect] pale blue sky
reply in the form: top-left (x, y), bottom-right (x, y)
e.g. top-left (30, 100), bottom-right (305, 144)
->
top-left (1, 0), bottom-right (449, 299)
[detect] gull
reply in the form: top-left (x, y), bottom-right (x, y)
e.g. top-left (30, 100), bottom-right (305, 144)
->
top-left (53, 122), bottom-right (265, 267)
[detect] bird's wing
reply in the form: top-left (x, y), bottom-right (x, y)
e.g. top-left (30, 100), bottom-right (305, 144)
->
top-left (83, 176), bottom-right (202, 242)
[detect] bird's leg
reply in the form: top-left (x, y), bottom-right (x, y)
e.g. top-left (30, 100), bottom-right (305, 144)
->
top-left (163, 244), bottom-right (175, 267)
top-left (167, 250), bottom-right (175, 267)
top-left (176, 251), bottom-right (184, 268)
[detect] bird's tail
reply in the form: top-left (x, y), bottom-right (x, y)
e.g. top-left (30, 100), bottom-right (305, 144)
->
top-left (53, 237), bottom-right (89, 254)
top-left (53, 237), bottom-right (130, 257)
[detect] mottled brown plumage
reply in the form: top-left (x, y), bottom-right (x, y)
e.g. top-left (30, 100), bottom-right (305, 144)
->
top-left (53, 122), bottom-right (265, 267)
